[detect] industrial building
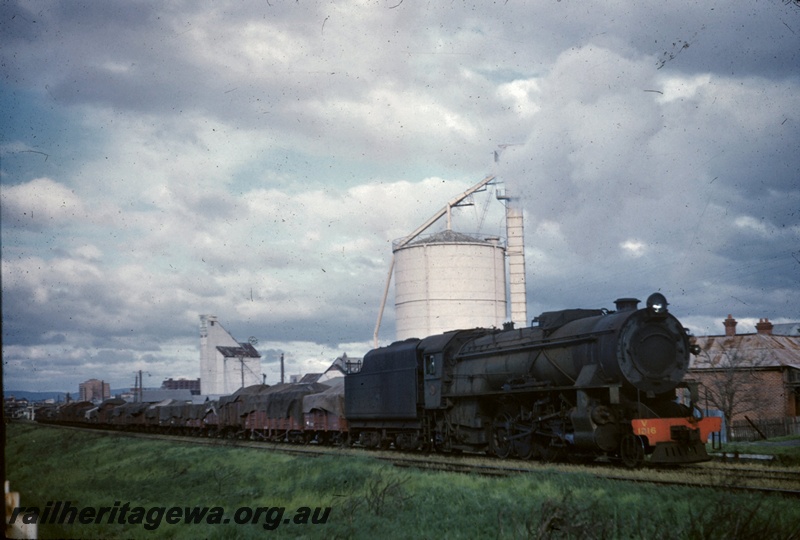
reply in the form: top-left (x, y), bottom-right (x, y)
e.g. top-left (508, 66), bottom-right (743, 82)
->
top-left (199, 315), bottom-right (262, 395)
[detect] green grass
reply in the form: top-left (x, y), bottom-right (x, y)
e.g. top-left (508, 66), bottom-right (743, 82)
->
top-left (5, 422), bottom-right (800, 539)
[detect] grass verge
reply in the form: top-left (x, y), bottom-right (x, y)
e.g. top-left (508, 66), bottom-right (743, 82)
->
top-left (5, 422), bottom-right (800, 539)
top-left (711, 435), bottom-right (800, 465)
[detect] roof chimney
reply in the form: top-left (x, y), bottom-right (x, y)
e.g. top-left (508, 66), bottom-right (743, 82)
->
top-left (723, 314), bottom-right (737, 336)
top-left (756, 318), bottom-right (773, 335)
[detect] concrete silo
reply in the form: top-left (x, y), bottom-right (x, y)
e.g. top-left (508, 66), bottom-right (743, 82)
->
top-left (393, 230), bottom-right (507, 340)
top-left (373, 173), bottom-right (529, 345)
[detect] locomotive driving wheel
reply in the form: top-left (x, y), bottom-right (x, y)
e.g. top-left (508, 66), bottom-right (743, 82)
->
top-left (620, 434), bottom-right (645, 468)
top-left (490, 412), bottom-right (513, 459)
top-left (534, 437), bottom-right (560, 463)
top-left (513, 433), bottom-right (535, 460)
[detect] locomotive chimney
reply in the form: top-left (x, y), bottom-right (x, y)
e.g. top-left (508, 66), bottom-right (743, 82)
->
top-left (723, 314), bottom-right (737, 336)
top-left (756, 318), bottom-right (773, 335)
top-left (614, 298), bottom-right (640, 311)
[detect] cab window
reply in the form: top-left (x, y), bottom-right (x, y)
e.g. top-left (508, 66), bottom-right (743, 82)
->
top-left (425, 355), bottom-right (436, 375)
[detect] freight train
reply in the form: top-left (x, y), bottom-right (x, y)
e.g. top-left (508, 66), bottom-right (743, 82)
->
top-left (37, 293), bottom-right (720, 467)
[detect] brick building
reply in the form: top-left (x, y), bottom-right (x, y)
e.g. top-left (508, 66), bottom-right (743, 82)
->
top-left (689, 315), bottom-right (800, 440)
top-left (161, 377), bottom-right (201, 395)
top-left (79, 378), bottom-right (111, 403)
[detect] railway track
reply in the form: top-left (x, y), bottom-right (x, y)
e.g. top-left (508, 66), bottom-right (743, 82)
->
top-left (671, 463), bottom-right (800, 491)
top-left (38, 423), bottom-right (800, 497)
top-left (388, 452), bottom-right (800, 497)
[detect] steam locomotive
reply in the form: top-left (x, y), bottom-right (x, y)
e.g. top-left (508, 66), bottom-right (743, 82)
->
top-left (346, 293), bottom-right (720, 466)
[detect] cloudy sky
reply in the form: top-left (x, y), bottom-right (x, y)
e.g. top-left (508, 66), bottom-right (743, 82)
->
top-left (2, 1), bottom-right (799, 393)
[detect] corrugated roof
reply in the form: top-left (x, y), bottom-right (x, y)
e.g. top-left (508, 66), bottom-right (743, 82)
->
top-left (141, 389), bottom-right (194, 403)
top-left (217, 342), bottom-right (261, 358)
top-left (297, 373), bottom-right (321, 383)
top-left (772, 322), bottom-right (800, 336)
top-left (690, 334), bottom-right (800, 369)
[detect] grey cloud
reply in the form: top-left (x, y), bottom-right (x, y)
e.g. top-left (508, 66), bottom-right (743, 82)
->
top-left (2, 0), bottom-right (798, 392)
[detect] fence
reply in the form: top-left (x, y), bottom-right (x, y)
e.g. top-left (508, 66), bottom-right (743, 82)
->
top-left (729, 416), bottom-right (800, 442)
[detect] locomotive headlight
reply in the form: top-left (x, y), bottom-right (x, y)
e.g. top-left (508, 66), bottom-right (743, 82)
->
top-left (646, 292), bottom-right (669, 316)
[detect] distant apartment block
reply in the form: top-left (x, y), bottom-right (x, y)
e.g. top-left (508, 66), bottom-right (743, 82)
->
top-left (79, 379), bottom-right (110, 402)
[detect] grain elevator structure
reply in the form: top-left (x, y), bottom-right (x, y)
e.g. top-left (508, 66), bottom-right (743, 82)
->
top-left (199, 315), bottom-right (261, 395)
top-left (393, 230), bottom-right (506, 340)
top-left (373, 174), bottom-right (528, 344)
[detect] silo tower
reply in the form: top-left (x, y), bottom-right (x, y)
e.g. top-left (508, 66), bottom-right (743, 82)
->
top-left (373, 174), bottom-right (527, 344)
top-left (393, 230), bottom-right (506, 340)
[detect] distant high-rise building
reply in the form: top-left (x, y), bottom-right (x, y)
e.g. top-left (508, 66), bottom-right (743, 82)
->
top-left (79, 379), bottom-right (110, 402)
top-left (199, 315), bottom-right (261, 395)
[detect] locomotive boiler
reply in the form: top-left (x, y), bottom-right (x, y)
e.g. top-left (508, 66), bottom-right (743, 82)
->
top-left (345, 293), bottom-right (720, 466)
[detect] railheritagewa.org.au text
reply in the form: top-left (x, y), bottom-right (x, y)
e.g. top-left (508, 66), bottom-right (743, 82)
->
top-left (9, 501), bottom-right (331, 531)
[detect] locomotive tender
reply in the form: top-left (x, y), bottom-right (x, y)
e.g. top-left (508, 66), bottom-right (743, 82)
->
top-left (346, 293), bottom-right (721, 466)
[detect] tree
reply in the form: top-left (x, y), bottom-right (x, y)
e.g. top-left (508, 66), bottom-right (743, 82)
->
top-left (694, 341), bottom-right (770, 441)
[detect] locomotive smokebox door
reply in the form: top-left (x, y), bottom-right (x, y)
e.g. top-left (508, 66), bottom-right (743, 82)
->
top-left (424, 353), bottom-right (444, 409)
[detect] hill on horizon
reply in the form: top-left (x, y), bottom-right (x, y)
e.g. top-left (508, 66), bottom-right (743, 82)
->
top-left (4, 389), bottom-right (131, 402)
